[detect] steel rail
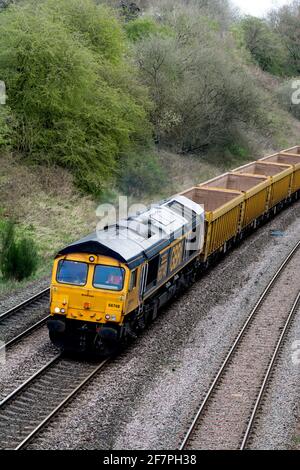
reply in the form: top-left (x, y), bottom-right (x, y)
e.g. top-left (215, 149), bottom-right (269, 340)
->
top-left (15, 358), bottom-right (110, 450)
top-left (179, 239), bottom-right (300, 450)
top-left (0, 354), bottom-right (62, 408)
top-left (0, 315), bottom-right (50, 352)
top-left (240, 290), bottom-right (300, 450)
top-left (0, 287), bottom-right (50, 321)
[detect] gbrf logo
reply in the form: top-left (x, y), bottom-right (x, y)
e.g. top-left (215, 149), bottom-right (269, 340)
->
top-left (292, 80), bottom-right (300, 105)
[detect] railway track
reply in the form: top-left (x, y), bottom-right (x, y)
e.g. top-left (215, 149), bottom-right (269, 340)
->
top-left (180, 240), bottom-right (300, 450)
top-left (0, 353), bottom-right (109, 450)
top-left (0, 288), bottom-right (50, 349)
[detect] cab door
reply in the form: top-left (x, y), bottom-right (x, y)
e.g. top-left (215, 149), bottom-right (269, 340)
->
top-left (125, 265), bottom-right (146, 314)
top-left (139, 263), bottom-right (148, 301)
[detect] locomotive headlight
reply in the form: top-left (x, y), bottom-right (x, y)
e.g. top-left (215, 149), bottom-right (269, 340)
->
top-left (105, 314), bottom-right (117, 321)
top-left (54, 307), bottom-right (66, 314)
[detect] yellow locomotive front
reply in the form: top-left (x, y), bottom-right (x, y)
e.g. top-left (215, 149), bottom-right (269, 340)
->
top-left (48, 196), bottom-right (205, 355)
top-left (48, 252), bottom-right (133, 354)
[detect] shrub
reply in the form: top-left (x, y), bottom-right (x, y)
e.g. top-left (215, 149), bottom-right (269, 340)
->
top-left (135, 10), bottom-right (268, 153)
top-left (236, 16), bottom-right (287, 75)
top-left (0, 220), bottom-right (38, 281)
top-left (269, 1), bottom-right (300, 75)
top-left (0, 106), bottom-right (11, 148)
top-left (225, 143), bottom-right (249, 159)
top-left (118, 152), bottom-right (165, 197)
top-left (0, 0), bottom-right (152, 195)
top-left (125, 17), bottom-right (172, 42)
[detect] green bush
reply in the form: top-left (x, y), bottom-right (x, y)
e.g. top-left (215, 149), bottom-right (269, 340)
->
top-left (269, 2), bottom-right (300, 75)
top-left (0, 0), bottom-right (152, 195)
top-left (0, 220), bottom-right (38, 281)
top-left (225, 143), bottom-right (249, 159)
top-left (118, 152), bottom-right (165, 197)
top-left (135, 8), bottom-right (268, 153)
top-left (235, 16), bottom-right (287, 75)
top-left (125, 17), bottom-right (172, 42)
top-left (0, 105), bottom-right (11, 148)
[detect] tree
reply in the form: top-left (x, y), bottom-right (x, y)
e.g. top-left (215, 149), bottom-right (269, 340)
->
top-left (269, 1), bottom-right (300, 74)
top-left (133, 5), bottom-right (267, 152)
top-left (120, 1), bottom-right (141, 21)
top-left (236, 16), bottom-right (287, 75)
top-left (0, 0), bottom-right (152, 195)
top-left (0, 0), bottom-right (13, 10)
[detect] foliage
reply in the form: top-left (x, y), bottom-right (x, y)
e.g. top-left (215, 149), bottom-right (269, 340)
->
top-left (130, 0), bottom-right (236, 28)
top-left (0, 219), bottom-right (38, 281)
top-left (235, 16), bottom-right (287, 75)
top-left (225, 143), bottom-right (249, 159)
top-left (1, 0), bottom-right (298, 199)
top-left (125, 17), bottom-right (172, 42)
top-left (0, 0), bottom-right (12, 10)
top-left (119, 1), bottom-right (141, 21)
top-left (0, 106), bottom-right (11, 147)
top-left (268, 1), bottom-right (300, 75)
top-left (0, 0), bottom-right (152, 195)
top-left (134, 5), bottom-right (268, 153)
top-left (118, 151), bottom-right (165, 196)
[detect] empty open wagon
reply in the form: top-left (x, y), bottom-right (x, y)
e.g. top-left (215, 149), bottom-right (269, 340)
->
top-left (260, 152), bottom-right (300, 195)
top-left (179, 187), bottom-right (244, 261)
top-left (200, 172), bottom-right (270, 229)
top-left (233, 161), bottom-right (293, 210)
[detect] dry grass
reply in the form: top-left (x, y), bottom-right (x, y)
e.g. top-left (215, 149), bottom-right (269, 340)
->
top-left (156, 150), bottom-right (226, 193)
top-left (155, 142), bottom-right (267, 196)
top-left (0, 153), bottom-right (98, 276)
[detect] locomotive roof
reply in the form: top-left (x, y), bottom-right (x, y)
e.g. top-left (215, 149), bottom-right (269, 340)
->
top-left (57, 195), bottom-right (204, 269)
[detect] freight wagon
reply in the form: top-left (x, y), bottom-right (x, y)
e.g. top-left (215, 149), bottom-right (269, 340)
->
top-left (200, 172), bottom-right (270, 231)
top-left (179, 186), bottom-right (244, 262)
top-left (233, 161), bottom-right (293, 211)
top-left (261, 152), bottom-right (300, 196)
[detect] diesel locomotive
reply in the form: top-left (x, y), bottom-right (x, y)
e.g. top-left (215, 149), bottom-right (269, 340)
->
top-left (48, 196), bottom-right (205, 354)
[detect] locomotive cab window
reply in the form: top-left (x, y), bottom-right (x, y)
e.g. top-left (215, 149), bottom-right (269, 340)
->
top-left (145, 255), bottom-right (160, 291)
top-left (129, 269), bottom-right (137, 291)
top-left (93, 265), bottom-right (124, 291)
top-left (56, 260), bottom-right (88, 286)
